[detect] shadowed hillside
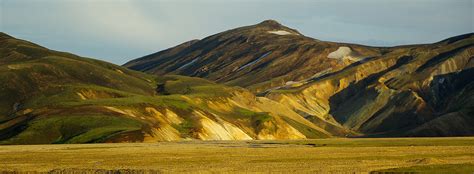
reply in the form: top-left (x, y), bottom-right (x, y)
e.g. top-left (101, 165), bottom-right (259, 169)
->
top-left (124, 20), bottom-right (382, 93)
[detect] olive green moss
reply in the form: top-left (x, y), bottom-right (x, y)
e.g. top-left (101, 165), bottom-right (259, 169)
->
top-left (1, 115), bottom-right (143, 144)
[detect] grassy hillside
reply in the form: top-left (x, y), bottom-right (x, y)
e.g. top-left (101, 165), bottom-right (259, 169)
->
top-left (0, 32), bottom-right (330, 144)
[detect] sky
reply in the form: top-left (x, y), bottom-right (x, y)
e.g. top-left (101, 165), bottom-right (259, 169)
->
top-left (1, 0), bottom-right (473, 65)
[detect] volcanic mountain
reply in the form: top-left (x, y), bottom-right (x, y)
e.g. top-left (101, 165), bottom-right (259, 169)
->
top-left (126, 20), bottom-right (474, 137)
top-left (124, 20), bottom-right (382, 93)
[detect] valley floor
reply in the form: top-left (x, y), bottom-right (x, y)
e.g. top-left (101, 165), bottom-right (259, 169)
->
top-left (0, 137), bottom-right (473, 173)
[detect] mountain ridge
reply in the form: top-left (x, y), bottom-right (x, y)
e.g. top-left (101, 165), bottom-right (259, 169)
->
top-left (124, 20), bottom-right (383, 93)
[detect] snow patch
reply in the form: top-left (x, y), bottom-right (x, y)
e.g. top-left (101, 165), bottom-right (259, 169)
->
top-left (237, 51), bottom-right (272, 71)
top-left (327, 47), bottom-right (364, 61)
top-left (267, 30), bottom-right (296, 35)
top-left (328, 47), bottom-right (352, 59)
top-left (177, 57), bottom-right (199, 70)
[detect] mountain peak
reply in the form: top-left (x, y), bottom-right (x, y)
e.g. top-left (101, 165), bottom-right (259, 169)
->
top-left (254, 20), bottom-right (302, 36)
top-left (257, 19), bottom-right (282, 27)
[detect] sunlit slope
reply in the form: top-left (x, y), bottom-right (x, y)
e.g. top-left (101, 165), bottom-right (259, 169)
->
top-left (0, 33), bottom-right (330, 144)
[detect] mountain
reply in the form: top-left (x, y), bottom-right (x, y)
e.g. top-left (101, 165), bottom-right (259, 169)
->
top-left (124, 20), bottom-right (382, 93)
top-left (0, 32), bottom-right (338, 145)
top-left (126, 20), bottom-right (474, 137)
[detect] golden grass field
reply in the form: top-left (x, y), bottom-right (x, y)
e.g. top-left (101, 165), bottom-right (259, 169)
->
top-left (1, 137), bottom-right (474, 173)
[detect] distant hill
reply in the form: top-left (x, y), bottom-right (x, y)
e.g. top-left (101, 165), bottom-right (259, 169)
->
top-left (126, 20), bottom-right (474, 137)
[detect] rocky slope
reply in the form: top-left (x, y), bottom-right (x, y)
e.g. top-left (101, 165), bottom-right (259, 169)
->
top-left (126, 20), bottom-right (474, 137)
top-left (0, 32), bottom-right (334, 144)
top-left (266, 34), bottom-right (474, 137)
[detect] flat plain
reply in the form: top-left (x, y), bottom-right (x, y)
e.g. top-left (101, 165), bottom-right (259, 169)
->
top-left (1, 137), bottom-right (473, 173)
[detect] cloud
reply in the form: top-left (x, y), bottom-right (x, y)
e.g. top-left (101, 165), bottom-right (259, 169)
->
top-left (1, 0), bottom-right (167, 63)
top-left (66, 1), bottom-right (164, 47)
